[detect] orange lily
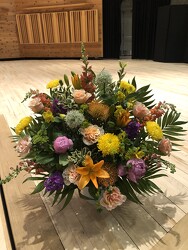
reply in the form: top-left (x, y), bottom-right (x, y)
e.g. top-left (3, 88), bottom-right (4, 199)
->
top-left (76, 155), bottom-right (110, 190)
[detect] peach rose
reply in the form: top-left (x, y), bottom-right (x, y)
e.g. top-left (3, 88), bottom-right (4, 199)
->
top-left (133, 101), bottom-right (150, 119)
top-left (80, 125), bottom-right (104, 145)
top-left (158, 138), bottom-right (172, 156)
top-left (28, 97), bottom-right (44, 113)
top-left (100, 187), bottom-right (126, 211)
top-left (16, 136), bottom-right (32, 157)
top-left (63, 164), bottom-right (80, 186)
top-left (73, 89), bottom-right (92, 104)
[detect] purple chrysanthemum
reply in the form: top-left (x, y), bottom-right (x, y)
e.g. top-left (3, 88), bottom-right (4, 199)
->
top-left (124, 121), bottom-right (141, 140)
top-left (126, 158), bottom-right (146, 183)
top-left (44, 171), bottom-right (64, 192)
top-left (52, 99), bottom-right (67, 115)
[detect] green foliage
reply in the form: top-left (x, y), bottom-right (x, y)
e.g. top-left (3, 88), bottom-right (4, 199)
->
top-left (117, 161), bottom-right (166, 204)
top-left (0, 166), bottom-right (27, 184)
top-left (157, 109), bottom-right (187, 148)
top-left (127, 84), bottom-right (155, 108)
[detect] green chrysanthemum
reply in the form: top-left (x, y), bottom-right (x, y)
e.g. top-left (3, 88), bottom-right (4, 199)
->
top-left (65, 110), bottom-right (85, 129)
top-left (97, 133), bottom-right (120, 156)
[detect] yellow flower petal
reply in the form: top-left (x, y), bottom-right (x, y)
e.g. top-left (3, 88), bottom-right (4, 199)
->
top-left (76, 167), bottom-right (89, 175)
top-left (76, 155), bottom-right (109, 190)
top-left (97, 169), bottom-right (110, 179)
top-left (92, 160), bottom-right (104, 171)
top-left (84, 155), bottom-right (93, 167)
top-left (78, 175), bottom-right (90, 190)
top-left (90, 173), bottom-right (98, 189)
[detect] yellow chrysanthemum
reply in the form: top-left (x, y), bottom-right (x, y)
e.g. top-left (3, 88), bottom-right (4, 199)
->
top-left (15, 116), bottom-right (32, 135)
top-left (120, 81), bottom-right (136, 94)
top-left (43, 110), bottom-right (54, 123)
top-left (97, 133), bottom-right (120, 156)
top-left (146, 121), bottom-right (163, 141)
top-left (46, 79), bottom-right (59, 89)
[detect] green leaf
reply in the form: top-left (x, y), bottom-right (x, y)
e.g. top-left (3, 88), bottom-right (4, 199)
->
top-left (88, 185), bottom-right (98, 199)
top-left (52, 190), bottom-right (61, 206)
top-left (156, 109), bottom-right (187, 147)
top-left (145, 174), bottom-right (167, 179)
top-left (162, 110), bottom-right (169, 128)
top-left (131, 77), bottom-right (137, 88)
top-left (173, 121), bottom-right (187, 125)
top-left (78, 189), bottom-right (95, 200)
top-left (59, 153), bottom-right (69, 166)
top-left (31, 181), bottom-right (45, 194)
top-left (117, 178), bottom-right (142, 204)
top-left (60, 188), bottom-right (75, 210)
top-left (56, 188), bottom-right (70, 205)
top-left (35, 154), bottom-right (54, 164)
top-left (64, 74), bottom-right (70, 86)
top-left (23, 176), bottom-right (46, 183)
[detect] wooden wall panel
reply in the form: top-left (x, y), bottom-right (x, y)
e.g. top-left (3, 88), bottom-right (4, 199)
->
top-left (0, 1), bottom-right (20, 59)
top-left (0, 0), bottom-right (103, 59)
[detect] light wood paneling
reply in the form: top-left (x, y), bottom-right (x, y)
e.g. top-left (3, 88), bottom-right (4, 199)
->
top-left (0, 0), bottom-right (103, 59)
top-left (16, 13), bottom-right (44, 44)
top-left (0, 1), bottom-right (20, 59)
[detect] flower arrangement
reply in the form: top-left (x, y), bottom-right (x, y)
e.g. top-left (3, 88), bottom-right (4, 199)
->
top-left (1, 44), bottom-right (187, 211)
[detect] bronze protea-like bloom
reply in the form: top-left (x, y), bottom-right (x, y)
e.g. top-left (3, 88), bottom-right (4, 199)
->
top-left (88, 101), bottom-right (110, 121)
top-left (98, 163), bottom-right (118, 187)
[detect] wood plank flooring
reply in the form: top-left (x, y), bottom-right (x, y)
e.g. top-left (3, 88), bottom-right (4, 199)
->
top-left (0, 59), bottom-right (187, 250)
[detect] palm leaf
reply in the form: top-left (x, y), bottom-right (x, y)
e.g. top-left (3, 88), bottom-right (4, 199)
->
top-left (127, 84), bottom-right (155, 108)
top-left (117, 159), bottom-right (166, 204)
top-left (60, 189), bottom-right (75, 211)
top-left (157, 109), bottom-right (187, 145)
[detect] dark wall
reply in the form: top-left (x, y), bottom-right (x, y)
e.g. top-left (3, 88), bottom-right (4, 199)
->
top-left (154, 5), bottom-right (188, 62)
top-left (103, 0), bottom-right (122, 58)
top-left (132, 0), bottom-right (171, 59)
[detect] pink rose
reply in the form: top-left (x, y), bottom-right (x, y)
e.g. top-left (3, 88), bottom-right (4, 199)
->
top-left (80, 125), bottom-right (104, 145)
top-left (16, 136), bottom-right (32, 157)
top-left (73, 89), bottom-right (92, 104)
top-left (28, 97), bottom-right (44, 113)
top-left (133, 102), bottom-right (150, 119)
top-left (100, 187), bottom-right (126, 211)
top-left (158, 138), bottom-right (172, 156)
top-left (53, 136), bottom-right (73, 154)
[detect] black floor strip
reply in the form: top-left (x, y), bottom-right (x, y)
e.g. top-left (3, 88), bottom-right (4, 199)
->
top-left (0, 184), bottom-right (16, 250)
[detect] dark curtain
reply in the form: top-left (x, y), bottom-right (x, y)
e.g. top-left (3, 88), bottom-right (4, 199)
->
top-left (132, 0), bottom-right (171, 59)
top-left (103, 0), bottom-right (123, 58)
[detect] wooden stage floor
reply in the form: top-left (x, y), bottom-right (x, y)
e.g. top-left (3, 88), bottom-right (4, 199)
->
top-left (0, 59), bottom-right (187, 250)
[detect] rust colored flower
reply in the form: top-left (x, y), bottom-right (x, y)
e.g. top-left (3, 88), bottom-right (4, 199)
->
top-left (98, 163), bottom-right (118, 187)
top-left (88, 101), bottom-right (110, 121)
